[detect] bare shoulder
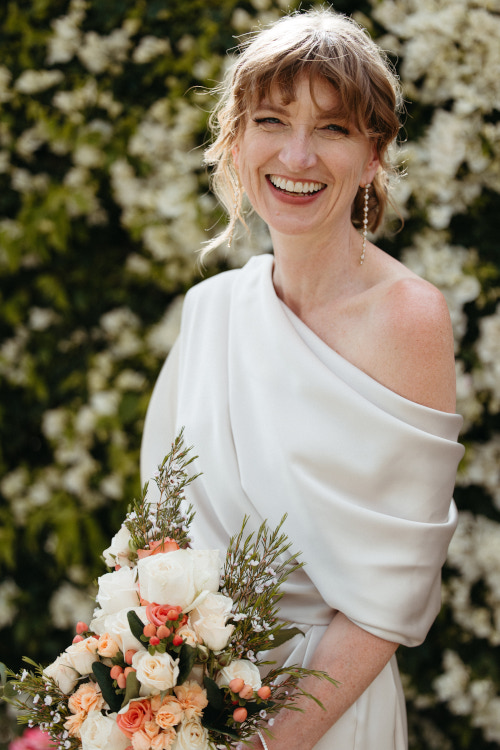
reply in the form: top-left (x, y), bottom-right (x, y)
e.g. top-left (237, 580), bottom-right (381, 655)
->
top-left (366, 271), bottom-right (457, 413)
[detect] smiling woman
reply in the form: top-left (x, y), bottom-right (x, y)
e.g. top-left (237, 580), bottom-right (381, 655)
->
top-left (141, 8), bottom-right (464, 750)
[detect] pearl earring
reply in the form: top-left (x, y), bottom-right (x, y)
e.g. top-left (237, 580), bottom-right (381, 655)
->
top-left (360, 183), bottom-right (370, 265)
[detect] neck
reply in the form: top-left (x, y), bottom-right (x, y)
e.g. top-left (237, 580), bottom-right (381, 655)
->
top-left (270, 222), bottom-right (364, 317)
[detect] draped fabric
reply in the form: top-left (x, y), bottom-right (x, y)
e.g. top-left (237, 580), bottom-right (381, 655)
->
top-left (141, 253), bottom-right (464, 749)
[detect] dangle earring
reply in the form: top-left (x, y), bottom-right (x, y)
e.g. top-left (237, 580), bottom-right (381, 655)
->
top-left (360, 183), bottom-right (371, 265)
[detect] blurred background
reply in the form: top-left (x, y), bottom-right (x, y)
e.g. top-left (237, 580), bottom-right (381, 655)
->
top-left (0, 0), bottom-right (499, 747)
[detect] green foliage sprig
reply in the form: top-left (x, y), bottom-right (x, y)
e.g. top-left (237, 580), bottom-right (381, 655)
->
top-left (123, 428), bottom-right (198, 555)
top-left (221, 516), bottom-right (305, 661)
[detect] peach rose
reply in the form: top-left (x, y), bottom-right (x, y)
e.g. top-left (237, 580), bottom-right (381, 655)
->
top-left (173, 682), bottom-right (208, 719)
top-left (131, 720), bottom-right (161, 750)
top-left (68, 683), bottom-right (105, 716)
top-left (137, 539), bottom-right (180, 559)
top-left (97, 632), bottom-right (121, 658)
top-left (64, 711), bottom-right (86, 738)
top-left (154, 697), bottom-right (184, 728)
top-left (117, 699), bottom-right (154, 738)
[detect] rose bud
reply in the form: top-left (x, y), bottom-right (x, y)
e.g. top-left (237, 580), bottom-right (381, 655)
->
top-left (117, 673), bottom-right (127, 689)
top-left (239, 685), bottom-right (254, 700)
top-left (229, 678), bottom-right (245, 694)
top-left (75, 622), bottom-right (88, 635)
top-left (143, 624), bottom-right (157, 638)
top-left (172, 634), bottom-right (184, 647)
top-left (110, 665), bottom-right (123, 680)
top-left (149, 636), bottom-right (160, 646)
top-left (157, 625), bottom-right (171, 639)
top-left (233, 708), bottom-right (248, 723)
top-left (72, 635), bottom-right (84, 644)
top-left (257, 686), bottom-right (272, 700)
top-left (125, 649), bottom-right (137, 665)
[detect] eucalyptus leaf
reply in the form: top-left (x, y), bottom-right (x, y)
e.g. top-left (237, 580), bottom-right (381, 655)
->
top-left (127, 610), bottom-right (145, 642)
top-left (121, 670), bottom-right (140, 708)
top-left (92, 662), bottom-right (122, 713)
top-left (177, 644), bottom-right (197, 685)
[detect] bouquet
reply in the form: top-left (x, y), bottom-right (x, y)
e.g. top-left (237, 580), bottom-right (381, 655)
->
top-left (5, 431), bottom-right (335, 750)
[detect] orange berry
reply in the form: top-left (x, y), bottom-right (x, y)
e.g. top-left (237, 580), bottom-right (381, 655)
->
top-left (233, 707), bottom-right (247, 723)
top-left (229, 678), bottom-right (245, 694)
top-left (72, 635), bottom-right (84, 644)
top-left (125, 649), bottom-right (137, 665)
top-left (167, 609), bottom-right (179, 621)
top-left (143, 623), bottom-right (157, 638)
top-left (110, 666), bottom-right (123, 680)
top-left (150, 636), bottom-right (160, 646)
top-left (257, 686), bottom-right (272, 700)
top-left (239, 685), bottom-right (254, 700)
top-left (117, 673), bottom-right (127, 689)
top-left (172, 634), bottom-right (183, 646)
top-left (124, 667), bottom-right (136, 678)
top-left (157, 625), bottom-right (171, 639)
top-left (75, 622), bottom-right (88, 635)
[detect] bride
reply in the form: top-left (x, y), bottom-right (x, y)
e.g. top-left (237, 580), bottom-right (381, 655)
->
top-left (141, 9), bottom-right (464, 749)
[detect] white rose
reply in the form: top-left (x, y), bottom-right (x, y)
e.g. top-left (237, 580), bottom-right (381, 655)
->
top-left (43, 654), bottom-right (79, 694)
top-left (189, 593), bottom-right (234, 651)
top-left (96, 566), bottom-right (139, 615)
top-left (91, 606), bottom-right (148, 655)
top-left (102, 525), bottom-right (133, 568)
top-left (137, 548), bottom-right (221, 611)
top-left (216, 659), bottom-right (261, 691)
top-left (80, 711), bottom-right (130, 750)
top-left (172, 717), bottom-right (209, 750)
top-left (132, 650), bottom-right (179, 693)
top-left (64, 637), bottom-right (99, 676)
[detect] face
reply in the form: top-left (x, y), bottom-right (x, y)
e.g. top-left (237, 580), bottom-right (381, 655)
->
top-left (232, 75), bottom-right (379, 243)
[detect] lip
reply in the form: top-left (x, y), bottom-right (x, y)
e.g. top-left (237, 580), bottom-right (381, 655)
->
top-left (266, 175), bottom-right (327, 204)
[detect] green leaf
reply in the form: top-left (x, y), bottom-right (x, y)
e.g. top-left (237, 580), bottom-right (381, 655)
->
top-left (121, 670), bottom-right (140, 708)
top-left (203, 675), bottom-right (224, 712)
top-left (177, 644), bottom-right (197, 685)
top-left (267, 627), bottom-right (304, 649)
top-left (92, 662), bottom-right (122, 713)
top-left (127, 610), bottom-right (145, 642)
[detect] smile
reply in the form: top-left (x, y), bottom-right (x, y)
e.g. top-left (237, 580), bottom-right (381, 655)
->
top-left (268, 175), bottom-right (326, 196)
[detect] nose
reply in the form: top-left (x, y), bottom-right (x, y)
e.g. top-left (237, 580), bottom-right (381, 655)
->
top-left (278, 131), bottom-right (317, 173)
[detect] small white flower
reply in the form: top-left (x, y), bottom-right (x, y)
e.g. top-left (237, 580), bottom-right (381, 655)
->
top-left (45, 696), bottom-right (53, 705)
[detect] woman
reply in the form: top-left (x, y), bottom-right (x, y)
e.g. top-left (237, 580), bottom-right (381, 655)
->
top-left (141, 10), bottom-right (464, 750)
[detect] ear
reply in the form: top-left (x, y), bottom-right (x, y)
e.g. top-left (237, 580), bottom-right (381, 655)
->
top-left (361, 143), bottom-right (380, 187)
top-left (231, 144), bottom-right (240, 170)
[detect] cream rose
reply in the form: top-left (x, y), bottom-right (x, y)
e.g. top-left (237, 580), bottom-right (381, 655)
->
top-left (96, 566), bottom-right (140, 615)
top-left (171, 717), bottom-right (209, 750)
top-left (43, 654), bottom-right (79, 694)
top-left (137, 548), bottom-right (221, 611)
top-left (64, 637), bottom-right (99, 676)
top-left (102, 524), bottom-right (134, 569)
top-left (91, 606), bottom-right (148, 655)
top-left (189, 593), bottom-right (234, 651)
top-left (80, 711), bottom-right (130, 750)
top-left (216, 659), bottom-right (262, 691)
top-left (132, 650), bottom-right (179, 693)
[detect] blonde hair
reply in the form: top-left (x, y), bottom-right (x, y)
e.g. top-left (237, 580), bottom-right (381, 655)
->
top-left (203, 8), bottom-right (402, 254)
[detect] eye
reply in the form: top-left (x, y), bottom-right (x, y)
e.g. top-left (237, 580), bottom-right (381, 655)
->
top-left (253, 117), bottom-right (283, 127)
top-left (321, 123), bottom-right (350, 136)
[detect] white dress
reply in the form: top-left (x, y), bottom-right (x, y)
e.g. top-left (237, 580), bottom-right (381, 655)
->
top-left (141, 254), bottom-right (464, 750)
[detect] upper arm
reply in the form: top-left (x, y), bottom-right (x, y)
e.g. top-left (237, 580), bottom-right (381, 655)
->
top-left (374, 278), bottom-right (457, 413)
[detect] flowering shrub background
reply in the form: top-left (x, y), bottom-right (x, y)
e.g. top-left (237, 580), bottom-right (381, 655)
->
top-left (0, 0), bottom-right (498, 748)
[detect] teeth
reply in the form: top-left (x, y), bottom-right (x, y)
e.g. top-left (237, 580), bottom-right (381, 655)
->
top-left (270, 176), bottom-right (325, 194)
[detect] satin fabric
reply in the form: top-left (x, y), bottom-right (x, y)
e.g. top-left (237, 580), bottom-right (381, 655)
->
top-left (141, 254), bottom-right (464, 749)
